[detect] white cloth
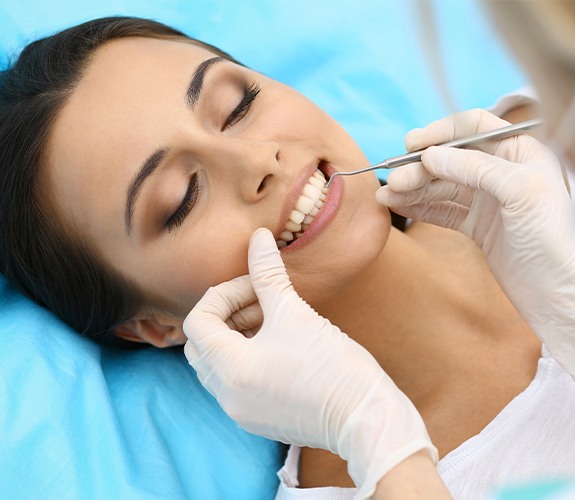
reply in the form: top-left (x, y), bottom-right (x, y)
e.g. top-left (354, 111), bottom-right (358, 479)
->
top-left (275, 346), bottom-right (575, 500)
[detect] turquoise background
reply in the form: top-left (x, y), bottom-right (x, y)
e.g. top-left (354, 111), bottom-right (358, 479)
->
top-left (490, 478), bottom-right (575, 500)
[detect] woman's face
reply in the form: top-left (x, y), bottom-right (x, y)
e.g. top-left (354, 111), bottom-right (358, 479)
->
top-left (47, 36), bottom-right (391, 337)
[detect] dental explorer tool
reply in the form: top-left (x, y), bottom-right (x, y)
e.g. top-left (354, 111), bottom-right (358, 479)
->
top-left (325, 117), bottom-right (543, 188)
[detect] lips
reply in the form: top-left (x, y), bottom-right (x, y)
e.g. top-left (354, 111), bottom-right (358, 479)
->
top-left (275, 161), bottom-right (342, 251)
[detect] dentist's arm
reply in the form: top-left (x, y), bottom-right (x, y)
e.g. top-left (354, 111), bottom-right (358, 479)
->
top-left (184, 228), bottom-right (448, 500)
top-left (372, 450), bottom-right (449, 500)
top-left (376, 109), bottom-right (575, 378)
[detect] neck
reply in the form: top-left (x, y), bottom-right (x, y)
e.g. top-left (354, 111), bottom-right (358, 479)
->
top-left (300, 222), bottom-right (541, 473)
top-left (316, 226), bottom-right (459, 339)
top-left (313, 223), bottom-right (536, 400)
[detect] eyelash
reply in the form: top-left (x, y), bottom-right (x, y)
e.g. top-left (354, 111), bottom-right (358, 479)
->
top-left (166, 173), bottom-right (200, 232)
top-left (221, 82), bottom-right (261, 131)
top-left (166, 82), bottom-right (260, 232)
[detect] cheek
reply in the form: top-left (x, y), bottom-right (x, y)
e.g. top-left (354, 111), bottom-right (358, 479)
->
top-left (189, 225), bottom-right (251, 285)
top-left (159, 216), bottom-right (253, 313)
top-left (259, 84), bottom-right (335, 140)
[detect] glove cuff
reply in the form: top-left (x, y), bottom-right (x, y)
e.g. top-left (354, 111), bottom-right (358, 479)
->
top-left (337, 380), bottom-right (438, 499)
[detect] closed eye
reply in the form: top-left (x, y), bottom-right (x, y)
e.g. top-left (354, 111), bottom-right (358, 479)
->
top-left (166, 173), bottom-right (200, 232)
top-left (221, 82), bottom-right (260, 131)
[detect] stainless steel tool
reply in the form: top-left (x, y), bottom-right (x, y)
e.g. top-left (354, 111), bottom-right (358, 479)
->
top-left (325, 118), bottom-right (543, 188)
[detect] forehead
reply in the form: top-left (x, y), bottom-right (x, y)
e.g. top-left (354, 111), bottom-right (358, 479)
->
top-left (83, 35), bottom-right (218, 86)
top-left (46, 37), bottom-right (217, 236)
top-left (59, 36), bottom-right (218, 130)
top-left (52, 36), bottom-right (218, 149)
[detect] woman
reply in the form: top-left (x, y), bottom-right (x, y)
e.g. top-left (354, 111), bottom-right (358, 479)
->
top-left (0, 17), bottom-right (441, 498)
top-left (1, 17), bottom-right (574, 499)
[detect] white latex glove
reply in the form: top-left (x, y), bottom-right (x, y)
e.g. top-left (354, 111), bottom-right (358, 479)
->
top-left (376, 109), bottom-right (575, 379)
top-left (184, 228), bottom-right (437, 500)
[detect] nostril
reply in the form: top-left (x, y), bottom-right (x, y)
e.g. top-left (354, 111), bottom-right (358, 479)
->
top-left (257, 174), bottom-right (272, 194)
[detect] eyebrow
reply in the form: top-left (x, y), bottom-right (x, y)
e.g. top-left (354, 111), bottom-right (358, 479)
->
top-left (125, 148), bottom-right (167, 236)
top-left (124, 56), bottom-right (225, 236)
top-left (185, 56), bottom-right (225, 108)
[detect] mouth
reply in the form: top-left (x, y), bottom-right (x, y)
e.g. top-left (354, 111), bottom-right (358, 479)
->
top-left (275, 161), bottom-right (340, 249)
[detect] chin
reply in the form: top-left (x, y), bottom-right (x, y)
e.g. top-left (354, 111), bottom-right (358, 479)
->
top-left (285, 195), bottom-right (391, 308)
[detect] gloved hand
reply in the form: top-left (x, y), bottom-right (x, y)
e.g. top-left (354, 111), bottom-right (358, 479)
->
top-left (184, 228), bottom-right (438, 500)
top-left (376, 109), bottom-right (575, 378)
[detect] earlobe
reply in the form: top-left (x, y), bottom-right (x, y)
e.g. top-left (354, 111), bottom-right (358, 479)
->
top-left (114, 316), bottom-right (186, 348)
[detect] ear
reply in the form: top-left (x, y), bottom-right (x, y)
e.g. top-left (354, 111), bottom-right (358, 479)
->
top-left (114, 314), bottom-right (186, 348)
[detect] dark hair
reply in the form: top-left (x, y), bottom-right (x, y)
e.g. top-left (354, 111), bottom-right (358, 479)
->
top-left (0, 17), bottom-right (237, 345)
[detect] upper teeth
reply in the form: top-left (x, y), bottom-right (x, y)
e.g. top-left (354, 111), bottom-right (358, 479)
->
top-left (277, 169), bottom-right (328, 248)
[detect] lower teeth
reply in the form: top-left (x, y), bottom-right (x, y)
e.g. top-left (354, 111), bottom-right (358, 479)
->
top-left (278, 201), bottom-right (323, 247)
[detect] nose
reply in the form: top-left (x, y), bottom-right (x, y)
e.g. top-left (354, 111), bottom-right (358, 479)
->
top-left (211, 138), bottom-right (280, 201)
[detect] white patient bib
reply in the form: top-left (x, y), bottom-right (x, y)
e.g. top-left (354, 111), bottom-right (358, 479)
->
top-left (275, 347), bottom-right (575, 500)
